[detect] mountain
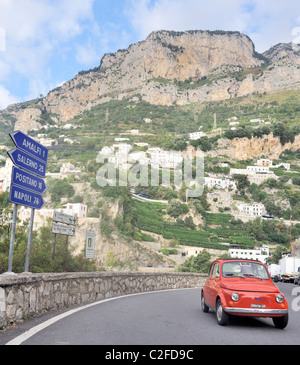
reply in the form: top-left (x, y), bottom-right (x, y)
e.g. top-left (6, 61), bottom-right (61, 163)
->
top-left (1, 30), bottom-right (300, 133)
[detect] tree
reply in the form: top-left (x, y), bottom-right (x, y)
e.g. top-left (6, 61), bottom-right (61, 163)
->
top-left (177, 250), bottom-right (212, 273)
top-left (233, 174), bottom-right (250, 193)
top-left (48, 179), bottom-right (75, 204)
top-left (167, 199), bottom-right (182, 218)
top-left (273, 123), bottom-right (295, 146)
top-left (292, 176), bottom-right (300, 186)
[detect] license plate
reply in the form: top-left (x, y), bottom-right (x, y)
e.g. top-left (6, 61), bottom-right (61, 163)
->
top-left (251, 304), bottom-right (266, 309)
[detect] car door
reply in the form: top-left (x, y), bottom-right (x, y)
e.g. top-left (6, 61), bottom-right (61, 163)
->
top-left (208, 262), bottom-right (221, 309)
top-left (205, 262), bottom-right (220, 308)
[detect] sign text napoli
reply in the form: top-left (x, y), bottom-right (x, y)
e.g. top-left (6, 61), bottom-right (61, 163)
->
top-left (10, 185), bottom-right (45, 210)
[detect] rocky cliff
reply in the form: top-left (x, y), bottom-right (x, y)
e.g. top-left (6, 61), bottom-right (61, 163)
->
top-left (1, 30), bottom-right (300, 132)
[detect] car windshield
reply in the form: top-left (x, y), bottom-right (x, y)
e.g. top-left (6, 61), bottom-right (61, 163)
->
top-left (222, 261), bottom-right (269, 280)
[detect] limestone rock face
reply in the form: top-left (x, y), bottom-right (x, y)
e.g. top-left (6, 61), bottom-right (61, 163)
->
top-left (215, 134), bottom-right (300, 161)
top-left (1, 30), bottom-right (300, 129)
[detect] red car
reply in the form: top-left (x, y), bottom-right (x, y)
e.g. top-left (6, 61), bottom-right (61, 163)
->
top-left (201, 258), bottom-right (289, 329)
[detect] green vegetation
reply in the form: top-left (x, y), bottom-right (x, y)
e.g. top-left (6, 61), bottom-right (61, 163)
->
top-left (177, 250), bottom-right (212, 273)
top-left (0, 86), bottom-right (298, 271)
top-left (0, 192), bottom-right (98, 274)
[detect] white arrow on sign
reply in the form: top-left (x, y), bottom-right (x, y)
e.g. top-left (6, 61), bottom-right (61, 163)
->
top-left (53, 211), bottom-right (77, 226)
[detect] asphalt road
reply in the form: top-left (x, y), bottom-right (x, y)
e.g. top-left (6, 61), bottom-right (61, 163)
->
top-left (1, 282), bottom-right (300, 346)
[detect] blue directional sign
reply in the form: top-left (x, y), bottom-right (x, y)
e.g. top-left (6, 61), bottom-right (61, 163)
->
top-left (10, 185), bottom-right (45, 210)
top-left (11, 166), bottom-right (47, 194)
top-left (9, 130), bottom-right (48, 163)
top-left (8, 148), bottom-right (47, 178)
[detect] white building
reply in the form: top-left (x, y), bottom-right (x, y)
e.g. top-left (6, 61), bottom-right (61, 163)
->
top-left (0, 159), bottom-right (13, 193)
top-left (189, 131), bottom-right (207, 140)
top-left (36, 137), bottom-right (57, 147)
top-left (247, 166), bottom-right (270, 173)
top-left (128, 151), bottom-right (150, 165)
top-left (238, 203), bottom-right (266, 217)
top-left (100, 146), bottom-right (113, 156)
top-left (125, 129), bottom-right (139, 135)
top-left (274, 162), bottom-right (291, 171)
top-left (112, 143), bottom-right (133, 153)
top-left (229, 246), bottom-right (270, 263)
top-left (230, 167), bottom-right (277, 185)
top-left (63, 203), bottom-right (87, 218)
top-left (147, 148), bottom-right (183, 169)
top-left (256, 159), bottom-right (273, 167)
top-left (60, 163), bottom-right (82, 175)
top-left (115, 138), bottom-right (129, 142)
top-left (204, 177), bottom-right (237, 190)
top-left (19, 203), bottom-right (88, 230)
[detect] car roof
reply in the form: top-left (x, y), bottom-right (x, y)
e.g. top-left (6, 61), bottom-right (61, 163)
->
top-left (214, 258), bottom-right (264, 264)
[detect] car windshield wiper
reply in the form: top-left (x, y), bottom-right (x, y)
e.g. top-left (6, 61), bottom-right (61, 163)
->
top-left (224, 273), bottom-right (245, 278)
top-left (243, 274), bottom-right (263, 280)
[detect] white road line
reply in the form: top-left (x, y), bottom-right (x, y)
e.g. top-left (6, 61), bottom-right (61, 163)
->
top-left (6, 288), bottom-right (199, 345)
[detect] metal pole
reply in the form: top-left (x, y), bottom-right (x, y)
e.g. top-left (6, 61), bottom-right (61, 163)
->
top-left (24, 208), bottom-right (35, 273)
top-left (7, 204), bottom-right (18, 273)
top-left (64, 235), bottom-right (69, 272)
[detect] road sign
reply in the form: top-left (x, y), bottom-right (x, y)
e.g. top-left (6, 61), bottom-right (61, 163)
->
top-left (10, 184), bottom-right (45, 210)
top-left (85, 231), bottom-right (96, 259)
top-left (6, 131), bottom-right (48, 274)
top-left (11, 166), bottom-right (47, 194)
top-left (52, 222), bottom-right (75, 236)
top-left (9, 130), bottom-right (48, 163)
top-left (53, 211), bottom-right (77, 226)
top-left (8, 148), bottom-right (47, 178)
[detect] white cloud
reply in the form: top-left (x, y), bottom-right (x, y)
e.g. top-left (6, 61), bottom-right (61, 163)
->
top-left (126, 0), bottom-right (300, 52)
top-left (0, 85), bottom-right (19, 110)
top-left (0, 0), bottom-right (96, 101)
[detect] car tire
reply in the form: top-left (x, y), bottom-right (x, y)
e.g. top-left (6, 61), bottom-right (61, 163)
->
top-left (216, 299), bottom-right (229, 326)
top-left (201, 291), bottom-right (209, 313)
top-left (272, 314), bottom-right (289, 329)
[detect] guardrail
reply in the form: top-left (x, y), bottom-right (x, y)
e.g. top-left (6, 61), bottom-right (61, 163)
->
top-left (0, 272), bottom-right (207, 329)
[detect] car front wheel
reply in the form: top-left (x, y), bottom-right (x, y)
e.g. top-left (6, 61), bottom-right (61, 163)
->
top-left (201, 291), bottom-right (209, 313)
top-left (216, 299), bottom-right (229, 326)
top-left (272, 314), bottom-right (288, 329)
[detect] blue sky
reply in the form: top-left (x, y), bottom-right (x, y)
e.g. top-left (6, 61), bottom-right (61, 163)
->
top-left (0, 0), bottom-right (299, 110)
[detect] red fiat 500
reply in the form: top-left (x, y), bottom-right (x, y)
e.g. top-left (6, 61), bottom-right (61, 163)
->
top-left (201, 259), bottom-right (289, 328)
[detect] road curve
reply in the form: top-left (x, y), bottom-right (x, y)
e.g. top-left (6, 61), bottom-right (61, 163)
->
top-left (2, 283), bottom-right (300, 345)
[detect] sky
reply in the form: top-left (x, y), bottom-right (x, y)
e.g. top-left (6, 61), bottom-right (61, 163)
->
top-left (0, 0), bottom-right (299, 110)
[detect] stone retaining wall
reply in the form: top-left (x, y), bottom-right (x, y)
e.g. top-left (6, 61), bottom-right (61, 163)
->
top-left (0, 272), bottom-right (207, 329)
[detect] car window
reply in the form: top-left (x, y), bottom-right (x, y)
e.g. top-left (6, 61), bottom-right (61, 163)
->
top-left (222, 261), bottom-right (269, 279)
top-left (211, 263), bottom-right (220, 278)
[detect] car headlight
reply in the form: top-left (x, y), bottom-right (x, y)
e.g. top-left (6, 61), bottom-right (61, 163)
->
top-left (276, 294), bottom-right (284, 303)
top-left (231, 293), bottom-right (239, 302)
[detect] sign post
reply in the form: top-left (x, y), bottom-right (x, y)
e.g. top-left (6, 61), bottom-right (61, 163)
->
top-left (52, 211), bottom-right (76, 271)
top-left (24, 208), bottom-right (35, 273)
top-left (5, 130), bottom-right (48, 274)
top-left (7, 204), bottom-right (18, 273)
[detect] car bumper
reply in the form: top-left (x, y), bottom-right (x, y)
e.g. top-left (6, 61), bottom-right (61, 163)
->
top-left (225, 307), bottom-right (288, 316)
